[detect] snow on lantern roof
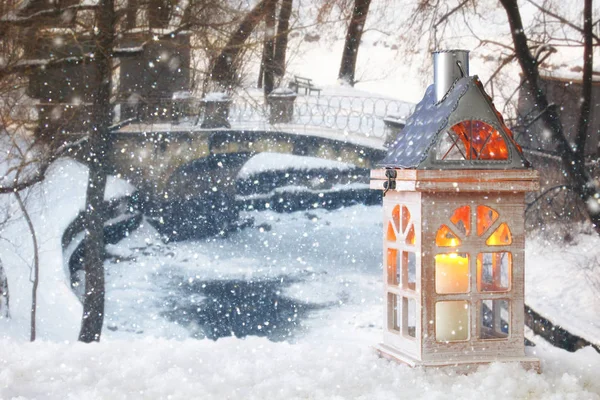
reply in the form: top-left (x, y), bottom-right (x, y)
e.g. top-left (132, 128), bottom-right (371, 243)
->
top-left (379, 52), bottom-right (529, 170)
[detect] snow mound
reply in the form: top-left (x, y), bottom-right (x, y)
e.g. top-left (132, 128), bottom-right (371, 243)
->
top-left (0, 337), bottom-right (598, 399)
top-left (238, 152), bottom-right (354, 179)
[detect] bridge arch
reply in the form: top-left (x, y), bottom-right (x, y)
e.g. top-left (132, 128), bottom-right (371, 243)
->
top-left (108, 126), bottom-right (386, 239)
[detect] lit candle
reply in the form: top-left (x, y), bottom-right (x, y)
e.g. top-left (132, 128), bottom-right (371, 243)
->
top-left (434, 254), bottom-right (470, 341)
top-left (435, 253), bottom-right (469, 293)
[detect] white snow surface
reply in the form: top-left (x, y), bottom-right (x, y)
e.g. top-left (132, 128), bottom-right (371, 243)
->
top-left (238, 152), bottom-right (354, 179)
top-left (203, 92), bottom-right (230, 102)
top-left (0, 336), bottom-right (599, 400)
top-left (526, 232), bottom-right (600, 346)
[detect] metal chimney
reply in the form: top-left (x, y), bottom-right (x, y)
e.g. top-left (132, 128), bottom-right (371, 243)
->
top-left (433, 50), bottom-right (469, 102)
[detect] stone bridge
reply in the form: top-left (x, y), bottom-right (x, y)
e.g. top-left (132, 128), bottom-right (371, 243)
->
top-left (109, 94), bottom-right (411, 197)
top-left (104, 94), bottom-right (411, 239)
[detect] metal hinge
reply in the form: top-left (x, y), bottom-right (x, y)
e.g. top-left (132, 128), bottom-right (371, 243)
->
top-left (383, 169), bottom-right (397, 196)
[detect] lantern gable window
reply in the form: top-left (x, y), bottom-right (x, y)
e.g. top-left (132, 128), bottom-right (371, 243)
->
top-left (436, 120), bottom-right (509, 162)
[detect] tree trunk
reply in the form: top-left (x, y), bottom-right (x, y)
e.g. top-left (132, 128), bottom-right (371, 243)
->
top-left (273, 0), bottom-right (292, 78)
top-left (15, 191), bottom-right (38, 341)
top-left (499, 0), bottom-right (600, 234)
top-left (125, 0), bottom-right (137, 29)
top-left (211, 0), bottom-right (271, 88)
top-left (261, 0), bottom-right (277, 96)
top-left (0, 259), bottom-right (9, 319)
top-left (338, 0), bottom-right (371, 85)
top-left (257, 62), bottom-right (264, 88)
top-left (78, 0), bottom-right (114, 343)
top-left (575, 0), bottom-right (593, 161)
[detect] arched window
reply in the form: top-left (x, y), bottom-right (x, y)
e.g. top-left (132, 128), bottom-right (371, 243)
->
top-left (436, 120), bottom-right (509, 161)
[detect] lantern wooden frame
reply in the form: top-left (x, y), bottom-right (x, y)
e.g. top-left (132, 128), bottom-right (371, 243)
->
top-left (371, 169), bottom-right (540, 372)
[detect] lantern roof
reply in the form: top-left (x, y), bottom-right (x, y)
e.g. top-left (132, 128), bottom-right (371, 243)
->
top-left (378, 75), bottom-right (530, 170)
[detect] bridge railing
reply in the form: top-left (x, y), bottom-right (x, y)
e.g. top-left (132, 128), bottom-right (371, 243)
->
top-left (228, 95), bottom-right (413, 138)
top-left (116, 94), bottom-right (413, 139)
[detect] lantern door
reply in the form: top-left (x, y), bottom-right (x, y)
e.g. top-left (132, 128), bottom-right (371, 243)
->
top-left (382, 191), bottom-right (422, 360)
top-left (420, 192), bottom-right (526, 361)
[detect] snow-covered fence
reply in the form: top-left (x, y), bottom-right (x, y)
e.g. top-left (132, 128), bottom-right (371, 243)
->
top-left (116, 94), bottom-right (413, 139)
top-left (226, 95), bottom-right (413, 138)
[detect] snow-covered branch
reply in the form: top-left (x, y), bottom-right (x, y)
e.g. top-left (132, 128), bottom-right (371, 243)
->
top-left (0, 4), bottom-right (98, 27)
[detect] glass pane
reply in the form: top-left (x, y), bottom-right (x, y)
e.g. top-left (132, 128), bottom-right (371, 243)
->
top-left (387, 248), bottom-right (398, 285)
top-left (402, 205), bottom-right (411, 233)
top-left (477, 205), bottom-right (499, 236)
top-left (477, 252), bottom-right (511, 292)
top-left (437, 129), bottom-right (467, 160)
top-left (392, 205), bottom-right (400, 234)
top-left (403, 297), bottom-right (416, 338)
top-left (450, 205), bottom-right (470, 236)
top-left (435, 253), bottom-right (469, 293)
top-left (387, 221), bottom-right (397, 242)
top-left (396, 250), bottom-right (402, 286)
top-left (486, 223), bottom-right (512, 246)
top-left (406, 225), bottom-right (416, 245)
top-left (480, 299), bottom-right (509, 339)
top-left (437, 121), bottom-right (509, 161)
top-left (388, 293), bottom-right (400, 332)
top-left (451, 120), bottom-right (509, 160)
top-left (404, 251), bottom-right (416, 290)
top-left (435, 224), bottom-right (461, 247)
top-left (436, 301), bottom-right (469, 341)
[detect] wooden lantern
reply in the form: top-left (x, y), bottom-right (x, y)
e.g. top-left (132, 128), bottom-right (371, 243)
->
top-left (371, 50), bottom-right (540, 372)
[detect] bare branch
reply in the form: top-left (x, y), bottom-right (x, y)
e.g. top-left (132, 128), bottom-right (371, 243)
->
top-left (0, 56), bottom-right (94, 81)
top-left (434, 0), bottom-right (469, 28)
top-left (525, 0), bottom-right (600, 45)
top-left (500, 0), bottom-right (600, 235)
top-left (526, 184), bottom-right (574, 212)
top-left (14, 189), bottom-right (39, 342)
top-left (0, 4), bottom-right (98, 27)
top-left (0, 138), bottom-right (84, 195)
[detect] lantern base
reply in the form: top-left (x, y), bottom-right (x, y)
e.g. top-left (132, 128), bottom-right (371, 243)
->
top-left (374, 343), bottom-right (541, 374)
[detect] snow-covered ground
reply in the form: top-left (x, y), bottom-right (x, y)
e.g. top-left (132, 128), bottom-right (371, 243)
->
top-left (2, 202), bottom-right (600, 398)
top-left (1, 336), bottom-right (599, 400)
top-left (0, 156), bottom-right (599, 398)
top-left (2, 1), bottom-right (600, 396)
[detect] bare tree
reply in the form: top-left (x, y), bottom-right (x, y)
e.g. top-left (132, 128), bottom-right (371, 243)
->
top-left (497, 0), bottom-right (600, 233)
top-left (273, 0), bottom-right (293, 79)
top-left (258, 0), bottom-right (277, 95)
top-left (338, 0), bottom-right (371, 85)
top-left (76, 0), bottom-right (115, 343)
top-left (0, 0), bottom-right (283, 341)
top-left (0, 258), bottom-right (9, 319)
top-left (210, 0), bottom-right (273, 90)
top-left (14, 190), bottom-right (39, 341)
top-left (399, 0), bottom-right (600, 235)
